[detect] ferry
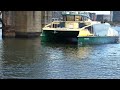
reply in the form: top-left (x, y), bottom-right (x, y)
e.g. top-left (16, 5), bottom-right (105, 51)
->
top-left (41, 11), bottom-right (119, 45)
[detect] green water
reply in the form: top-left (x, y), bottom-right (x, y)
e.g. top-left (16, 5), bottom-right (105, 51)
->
top-left (0, 36), bottom-right (120, 79)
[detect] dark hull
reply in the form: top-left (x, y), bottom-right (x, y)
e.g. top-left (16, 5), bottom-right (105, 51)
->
top-left (41, 30), bottom-right (79, 43)
top-left (41, 30), bottom-right (119, 45)
top-left (78, 36), bottom-right (119, 45)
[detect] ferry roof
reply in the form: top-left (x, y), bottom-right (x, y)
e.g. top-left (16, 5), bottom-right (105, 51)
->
top-left (62, 11), bottom-right (90, 18)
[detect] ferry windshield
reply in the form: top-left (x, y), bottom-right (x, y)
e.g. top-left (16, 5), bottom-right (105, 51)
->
top-left (62, 11), bottom-right (90, 21)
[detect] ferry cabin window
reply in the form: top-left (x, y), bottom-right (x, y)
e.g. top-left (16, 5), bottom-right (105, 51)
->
top-left (85, 26), bottom-right (93, 34)
top-left (63, 15), bottom-right (82, 21)
top-left (82, 17), bottom-right (85, 21)
top-left (82, 16), bottom-right (88, 21)
top-left (63, 15), bottom-right (67, 21)
top-left (53, 24), bottom-right (58, 28)
top-left (75, 16), bottom-right (81, 21)
top-left (66, 16), bottom-right (74, 21)
top-left (79, 23), bottom-right (86, 28)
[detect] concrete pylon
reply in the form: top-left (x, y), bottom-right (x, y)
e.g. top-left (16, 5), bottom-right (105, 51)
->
top-left (2, 11), bottom-right (16, 38)
top-left (2, 11), bottom-right (52, 38)
top-left (14, 11), bottom-right (42, 38)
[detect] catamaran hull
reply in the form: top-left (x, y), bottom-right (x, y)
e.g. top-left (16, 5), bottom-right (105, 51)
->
top-left (41, 31), bottom-right (119, 45)
top-left (41, 30), bottom-right (79, 43)
top-left (78, 36), bottom-right (119, 45)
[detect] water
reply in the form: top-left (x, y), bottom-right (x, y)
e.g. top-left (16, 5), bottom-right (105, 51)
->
top-left (0, 26), bottom-right (120, 79)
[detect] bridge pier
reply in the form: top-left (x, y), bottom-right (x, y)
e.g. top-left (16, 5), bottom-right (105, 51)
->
top-left (2, 11), bottom-right (52, 38)
top-left (2, 11), bottom-right (15, 38)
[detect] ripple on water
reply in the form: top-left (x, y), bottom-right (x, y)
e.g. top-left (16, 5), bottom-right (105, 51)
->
top-left (0, 38), bottom-right (120, 79)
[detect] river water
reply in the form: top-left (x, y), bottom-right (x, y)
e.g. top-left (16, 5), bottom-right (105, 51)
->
top-left (0, 25), bottom-right (120, 79)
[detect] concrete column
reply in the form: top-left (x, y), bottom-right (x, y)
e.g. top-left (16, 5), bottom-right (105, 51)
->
top-left (15, 11), bottom-right (42, 38)
top-left (2, 11), bottom-right (52, 38)
top-left (41, 11), bottom-right (52, 28)
top-left (2, 11), bottom-right (15, 38)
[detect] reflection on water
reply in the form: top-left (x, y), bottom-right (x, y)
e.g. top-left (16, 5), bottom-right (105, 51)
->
top-left (0, 36), bottom-right (120, 79)
top-left (0, 24), bottom-right (120, 78)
